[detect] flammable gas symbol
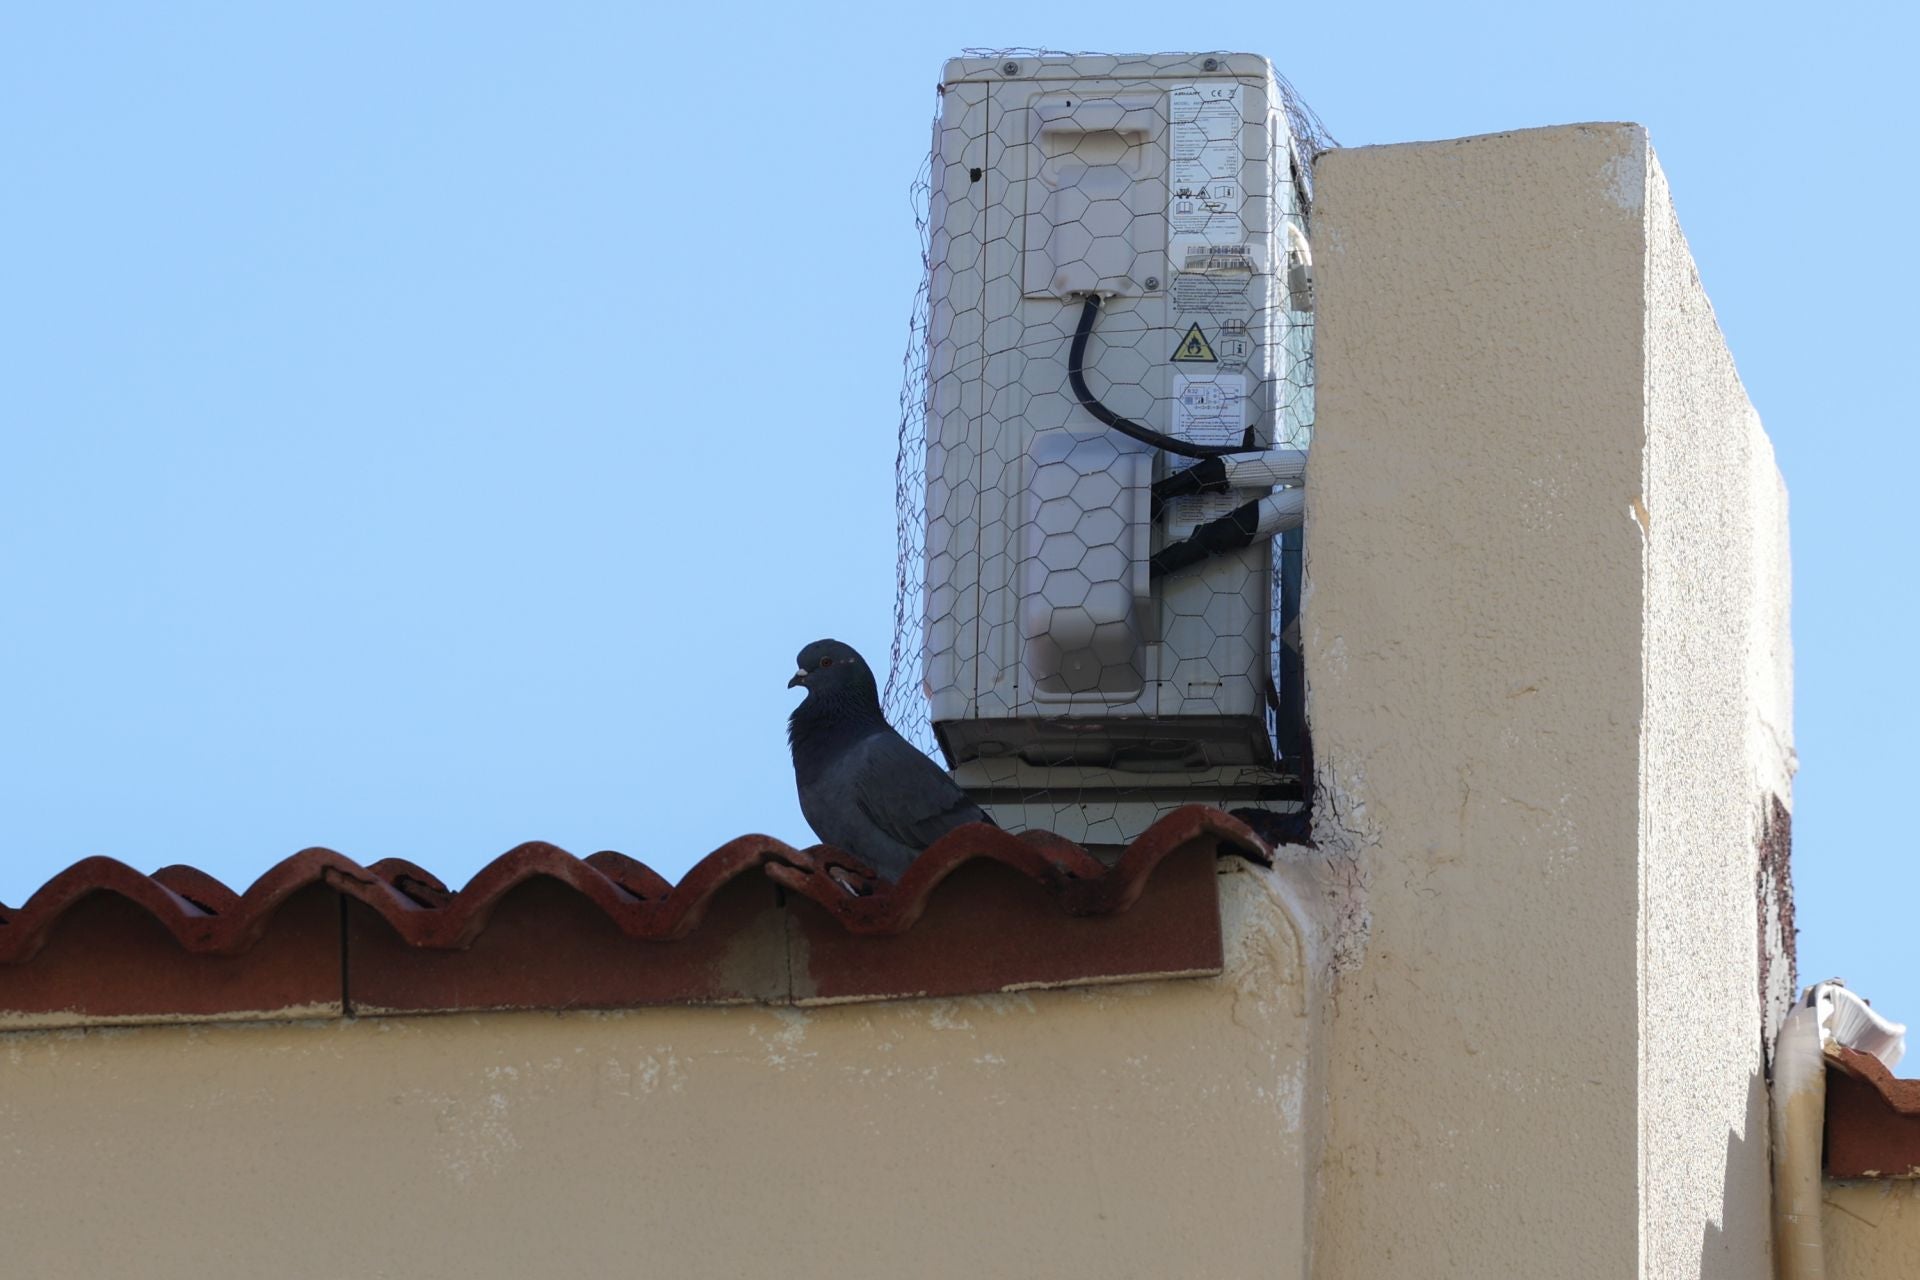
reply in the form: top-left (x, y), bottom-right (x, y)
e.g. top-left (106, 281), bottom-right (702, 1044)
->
top-left (1171, 323), bottom-right (1217, 363)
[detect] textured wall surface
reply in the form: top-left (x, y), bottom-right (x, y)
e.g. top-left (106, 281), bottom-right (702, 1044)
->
top-left (0, 862), bottom-right (1323, 1279)
top-left (1307, 124), bottom-right (1649, 1279)
top-left (1641, 146), bottom-right (1791, 1280)
top-left (1306, 124), bottom-right (1788, 1279)
top-left (1824, 1181), bottom-right (1920, 1277)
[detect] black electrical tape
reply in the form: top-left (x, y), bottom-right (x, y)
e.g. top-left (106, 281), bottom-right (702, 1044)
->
top-left (1151, 455), bottom-right (1230, 503)
top-left (1149, 455), bottom-right (1230, 521)
top-left (1149, 498), bottom-right (1263, 579)
top-left (1067, 295), bottom-right (1260, 460)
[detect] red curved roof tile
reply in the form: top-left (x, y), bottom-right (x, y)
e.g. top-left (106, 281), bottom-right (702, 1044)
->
top-left (0, 806), bottom-right (1272, 1025)
top-left (766, 806), bottom-right (1267, 933)
top-left (1827, 1045), bottom-right (1920, 1179)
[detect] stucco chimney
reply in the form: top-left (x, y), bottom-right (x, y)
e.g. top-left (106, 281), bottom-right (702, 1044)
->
top-left (1304, 123), bottom-right (1793, 1279)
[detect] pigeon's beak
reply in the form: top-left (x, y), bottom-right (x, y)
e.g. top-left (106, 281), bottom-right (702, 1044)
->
top-left (788, 671), bottom-right (807, 689)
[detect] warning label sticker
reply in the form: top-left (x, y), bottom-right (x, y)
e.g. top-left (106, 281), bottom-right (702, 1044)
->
top-left (1169, 82), bottom-right (1245, 259)
top-left (1171, 370), bottom-right (1248, 447)
top-left (1171, 323), bottom-right (1216, 363)
top-left (1172, 282), bottom-right (1255, 378)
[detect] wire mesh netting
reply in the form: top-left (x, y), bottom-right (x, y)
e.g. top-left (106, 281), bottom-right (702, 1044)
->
top-left (883, 52), bottom-right (1336, 845)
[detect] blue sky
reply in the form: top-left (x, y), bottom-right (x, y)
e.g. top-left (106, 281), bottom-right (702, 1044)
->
top-left (3, 5), bottom-right (1913, 1026)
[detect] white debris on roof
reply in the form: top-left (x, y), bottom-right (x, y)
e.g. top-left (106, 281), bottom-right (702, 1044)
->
top-left (1816, 981), bottom-right (1907, 1071)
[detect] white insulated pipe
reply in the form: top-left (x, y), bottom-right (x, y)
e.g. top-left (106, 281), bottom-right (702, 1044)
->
top-left (1772, 987), bottom-right (1830, 1280)
top-left (1252, 486), bottom-right (1306, 537)
top-left (1221, 449), bottom-right (1308, 489)
top-left (1771, 982), bottom-right (1909, 1280)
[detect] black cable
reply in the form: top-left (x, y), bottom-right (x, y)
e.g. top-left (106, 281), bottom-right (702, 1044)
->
top-left (1067, 294), bottom-right (1261, 459)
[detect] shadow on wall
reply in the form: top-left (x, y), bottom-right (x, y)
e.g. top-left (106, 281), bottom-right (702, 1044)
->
top-left (1698, 1064), bottom-right (1774, 1278)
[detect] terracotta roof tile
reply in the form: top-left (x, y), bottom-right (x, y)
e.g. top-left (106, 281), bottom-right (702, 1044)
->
top-left (0, 806), bottom-right (1270, 1027)
top-left (1827, 1046), bottom-right (1920, 1179)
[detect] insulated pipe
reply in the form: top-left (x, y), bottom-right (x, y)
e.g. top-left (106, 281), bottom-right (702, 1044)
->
top-left (1224, 450), bottom-right (1309, 488)
top-left (1772, 985), bottom-right (1830, 1280)
top-left (1771, 982), bottom-right (1909, 1280)
top-left (1150, 488), bottom-right (1305, 579)
top-left (1152, 450), bottom-right (1308, 510)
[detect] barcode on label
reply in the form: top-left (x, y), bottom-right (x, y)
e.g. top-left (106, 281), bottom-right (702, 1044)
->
top-left (1183, 244), bottom-right (1255, 273)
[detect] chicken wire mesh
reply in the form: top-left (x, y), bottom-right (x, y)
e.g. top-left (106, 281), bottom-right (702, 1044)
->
top-left (884, 52), bottom-right (1336, 845)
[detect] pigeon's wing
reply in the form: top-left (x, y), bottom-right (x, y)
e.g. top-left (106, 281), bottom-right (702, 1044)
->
top-left (849, 730), bottom-right (993, 852)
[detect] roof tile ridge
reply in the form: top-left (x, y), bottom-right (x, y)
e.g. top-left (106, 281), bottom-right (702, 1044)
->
top-left (1831, 1044), bottom-right (1920, 1115)
top-left (0, 855), bottom-right (221, 962)
top-left (368, 841), bottom-right (634, 949)
top-left (0, 811), bottom-right (1275, 964)
top-left (758, 842), bottom-right (885, 905)
top-left (1061, 805), bottom-right (1270, 915)
top-left (364, 857), bottom-right (452, 907)
top-left (221, 847), bottom-right (411, 951)
top-left (149, 864), bottom-right (243, 914)
top-left (582, 850), bottom-right (675, 901)
top-left (643, 835), bottom-right (813, 939)
top-left (338, 837), bottom-right (815, 949)
top-left (771, 822), bottom-right (1099, 936)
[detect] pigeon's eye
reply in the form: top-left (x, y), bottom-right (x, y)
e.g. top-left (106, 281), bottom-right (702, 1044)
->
top-left (820, 657), bottom-right (835, 668)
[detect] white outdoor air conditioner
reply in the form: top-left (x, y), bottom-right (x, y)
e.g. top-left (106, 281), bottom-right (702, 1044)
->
top-left (920, 52), bottom-right (1315, 843)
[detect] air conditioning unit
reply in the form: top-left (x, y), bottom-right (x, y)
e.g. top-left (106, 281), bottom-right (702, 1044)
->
top-left (920, 52), bottom-right (1316, 843)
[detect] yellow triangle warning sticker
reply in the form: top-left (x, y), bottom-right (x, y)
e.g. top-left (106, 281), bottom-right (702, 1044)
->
top-left (1171, 322), bottom-right (1217, 363)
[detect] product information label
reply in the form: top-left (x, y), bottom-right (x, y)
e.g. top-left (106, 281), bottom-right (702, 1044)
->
top-left (1170, 272), bottom-right (1253, 316)
top-left (1169, 82), bottom-right (1246, 260)
top-left (1167, 84), bottom-right (1257, 438)
top-left (1171, 370), bottom-right (1247, 447)
top-left (1164, 491), bottom-right (1246, 538)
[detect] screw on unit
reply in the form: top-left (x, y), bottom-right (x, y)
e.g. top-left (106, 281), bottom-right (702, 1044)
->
top-left (1144, 276), bottom-right (1161, 291)
top-left (1001, 61), bottom-right (1020, 76)
top-left (1202, 57), bottom-right (1220, 71)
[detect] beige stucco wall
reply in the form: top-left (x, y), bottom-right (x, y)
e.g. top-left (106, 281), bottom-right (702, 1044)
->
top-left (1824, 1181), bottom-right (1920, 1277)
top-left (0, 862), bottom-right (1324, 1279)
top-left (1641, 144), bottom-right (1793, 1280)
top-left (1305, 124), bottom-right (1788, 1279)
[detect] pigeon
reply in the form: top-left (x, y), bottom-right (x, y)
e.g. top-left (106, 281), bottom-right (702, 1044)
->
top-left (787, 638), bottom-right (993, 881)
